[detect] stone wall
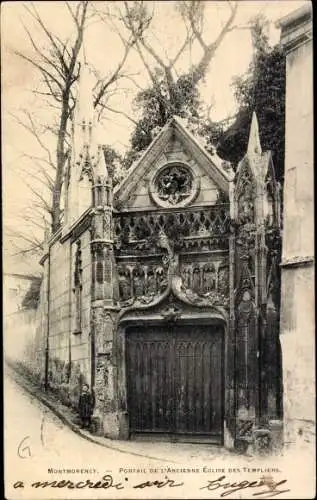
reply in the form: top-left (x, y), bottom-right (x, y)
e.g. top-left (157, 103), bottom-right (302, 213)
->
top-left (27, 228), bottom-right (93, 408)
top-left (32, 258), bottom-right (49, 383)
top-left (282, 35), bottom-right (313, 262)
top-left (69, 228), bottom-right (92, 406)
top-left (48, 238), bottom-right (71, 372)
top-left (278, 4), bottom-right (315, 451)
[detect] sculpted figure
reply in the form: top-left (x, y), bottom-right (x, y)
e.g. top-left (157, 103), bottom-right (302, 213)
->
top-left (156, 267), bottom-right (167, 292)
top-left (146, 268), bottom-right (157, 295)
top-left (238, 183), bottom-right (255, 224)
top-left (218, 266), bottom-right (229, 296)
top-left (118, 267), bottom-right (132, 301)
top-left (202, 264), bottom-right (215, 293)
top-left (192, 266), bottom-right (201, 293)
top-left (238, 289), bottom-right (255, 322)
top-left (182, 266), bottom-right (191, 288)
top-left (133, 266), bottom-right (145, 297)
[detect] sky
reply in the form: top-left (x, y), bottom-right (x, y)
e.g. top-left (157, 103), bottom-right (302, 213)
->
top-left (2, 0), bottom-right (308, 260)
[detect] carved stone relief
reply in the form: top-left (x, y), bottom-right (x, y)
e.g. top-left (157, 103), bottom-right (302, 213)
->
top-left (132, 266), bottom-right (145, 297)
top-left (218, 266), bottom-right (230, 296)
top-left (236, 163), bottom-right (256, 225)
top-left (237, 289), bottom-right (255, 322)
top-left (114, 205), bottom-right (230, 255)
top-left (103, 313), bottom-right (114, 344)
top-left (118, 266), bottom-right (132, 301)
top-left (155, 165), bottom-right (193, 205)
top-left (91, 215), bottom-right (103, 240)
top-left (179, 261), bottom-right (229, 308)
top-left (91, 307), bottom-right (103, 352)
top-left (103, 212), bottom-right (112, 240)
top-left (202, 264), bottom-right (216, 293)
top-left (117, 263), bottom-right (168, 306)
top-left (149, 163), bottom-right (200, 208)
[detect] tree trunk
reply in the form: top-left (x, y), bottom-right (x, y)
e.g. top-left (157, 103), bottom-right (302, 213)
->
top-left (51, 97), bottom-right (69, 233)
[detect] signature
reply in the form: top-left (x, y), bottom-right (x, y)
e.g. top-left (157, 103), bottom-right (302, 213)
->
top-left (200, 475), bottom-right (290, 498)
top-left (17, 436), bottom-right (31, 459)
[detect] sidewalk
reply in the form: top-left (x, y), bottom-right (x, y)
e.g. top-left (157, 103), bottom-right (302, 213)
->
top-left (5, 361), bottom-right (245, 465)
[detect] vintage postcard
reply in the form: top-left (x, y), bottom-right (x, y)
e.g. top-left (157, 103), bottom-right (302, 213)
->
top-left (2, 1), bottom-right (315, 499)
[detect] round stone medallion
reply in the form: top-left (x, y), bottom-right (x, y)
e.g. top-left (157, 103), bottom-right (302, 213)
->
top-left (150, 163), bottom-right (199, 208)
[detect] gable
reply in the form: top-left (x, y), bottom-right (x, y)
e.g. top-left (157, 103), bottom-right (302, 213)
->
top-left (114, 117), bottom-right (231, 212)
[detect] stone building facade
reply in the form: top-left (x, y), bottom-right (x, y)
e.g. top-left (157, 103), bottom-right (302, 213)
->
top-left (277, 4), bottom-right (314, 450)
top-left (36, 58), bottom-right (283, 451)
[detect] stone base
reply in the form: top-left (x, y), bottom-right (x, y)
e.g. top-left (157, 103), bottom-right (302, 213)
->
top-left (118, 411), bottom-right (129, 440)
top-left (224, 421), bottom-right (235, 449)
top-left (91, 416), bottom-right (104, 436)
top-left (253, 428), bottom-right (272, 455)
top-left (102, 412), bottom-right (121, 439)
top-left (269, 419), bottom-right (284, 454)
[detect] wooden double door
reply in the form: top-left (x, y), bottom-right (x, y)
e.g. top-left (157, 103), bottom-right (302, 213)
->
top-left (126, 323), bottom-right (224, 442)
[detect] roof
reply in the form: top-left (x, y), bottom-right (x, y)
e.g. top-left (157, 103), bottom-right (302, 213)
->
top-left (276, 3), bottom-right (312, 29)
top-left (114, 115), bottom-right (234, 204)
top-left (4, 273), bottom-right (41, 281)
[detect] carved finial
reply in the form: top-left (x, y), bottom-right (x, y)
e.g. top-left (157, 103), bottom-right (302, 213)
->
top-left (94, 145), bottom-right (108, 184)
top-left (247, 111), bottom-right (262, 157)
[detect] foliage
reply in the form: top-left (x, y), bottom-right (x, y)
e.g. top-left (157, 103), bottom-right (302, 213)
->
top-left (216, 16), bottom-right (286, 182)
top-left (103, 145), bottom-right (124, 187)
top-left (22, 277), bottom-right (42, 310)
top-left (125, 69), bottom-right (202, 164)
top-left (120, 0), bottom-right (238, 169)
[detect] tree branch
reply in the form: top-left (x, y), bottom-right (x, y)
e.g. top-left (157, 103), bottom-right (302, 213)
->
top-left (99, 104), bottom-right (142, 128)
top-left (94, 41), bottom-right (131, 108)
top-left (190, 1), bottom-right (238, 85)
top-left (8, 111), bottom-right (54, 167)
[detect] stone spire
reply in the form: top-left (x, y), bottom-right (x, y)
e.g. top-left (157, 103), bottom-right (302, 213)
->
top-left (77, 51), bottom-right (94, 125)
top-left (73, 42), bottom-right (95, 161)
top-left (93, 121), bottom-right (108, 184)
top-left (65, 38), bottom-right (109, 229)
top-left (247, 111), bottom-right (262, 157)
top-left (66, 41), bottom-right (95, 227)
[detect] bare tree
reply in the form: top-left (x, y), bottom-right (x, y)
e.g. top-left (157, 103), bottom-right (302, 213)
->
top-left (13, 1), bottom-right (89, 233)
top-left (11, 1), bottom-right (140, 237)
top-left (118, 0), bottom-right (239, 118)
top-left (8, 0), bottom-right (243, 253)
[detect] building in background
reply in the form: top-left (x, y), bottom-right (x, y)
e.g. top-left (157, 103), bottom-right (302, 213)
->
top-left (4, 255), bottom-right (42, 361)
top-left (277, 3), bottom-right (314, 450)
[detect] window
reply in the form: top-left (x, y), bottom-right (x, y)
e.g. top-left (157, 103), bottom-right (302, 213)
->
top-left (73, 240), bottom-right (82, 334)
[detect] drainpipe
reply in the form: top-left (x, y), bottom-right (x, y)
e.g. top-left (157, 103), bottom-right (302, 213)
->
top-left (44, 247), bottom-right (51, 392)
